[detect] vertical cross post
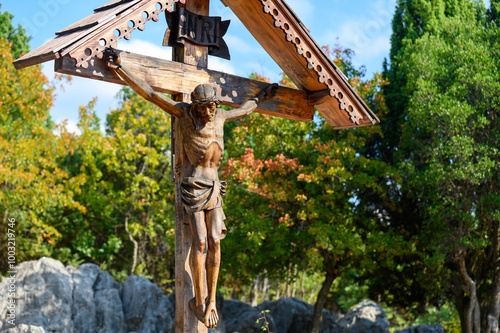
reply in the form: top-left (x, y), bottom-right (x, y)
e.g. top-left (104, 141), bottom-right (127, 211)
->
top-left (171, 1), bottom-right (210, 332)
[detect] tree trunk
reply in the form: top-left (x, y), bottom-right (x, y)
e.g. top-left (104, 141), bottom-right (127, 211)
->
top-left (487, 222), bottom-right (500, 333)
top-left (231, 289), bottom-right (239, 300)
top-left (263, 275), bottom-right (270, 301)
top-left (250, 274), bottom-right (261, 306)
top-left (455, 292), bottom-right (467, 332)
top-left (124, 215), bottom-right (138, 275)
top-left (292, 264), bottom-right (297, 298)
top-left (310, 252), bottom-right (336, 333)
top-left (300, 270), bottom-right (306, 299)
top-left (458, 256), bottom-right (481, 333)
top-left (275, 278), bottom-right (280, 300)
top-left (285, 266), bottom-right (291, 298)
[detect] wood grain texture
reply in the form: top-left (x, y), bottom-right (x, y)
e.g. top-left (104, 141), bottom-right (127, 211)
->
top-left (15, 0), bottom-right (379, 129)
top-left (56, 0), bottom-right (141, 35)
top-left (221, 0), bottom-right (320, 91)
top-left (173, 1), bottom-right (209, 332)
top-left (13, 31), bottom-right (81, 69)
top-left (13, 0), bottom-right (142, 69)
top-left (94, 0), bottom-right (136, 12)
top-left (221, 0), bottom-right (380, 128)
top-left (54, 50), bottom-right (314, 122)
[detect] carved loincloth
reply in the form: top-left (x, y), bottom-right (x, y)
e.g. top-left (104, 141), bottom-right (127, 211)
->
top-left (180, 177), bottom-right (227, 238)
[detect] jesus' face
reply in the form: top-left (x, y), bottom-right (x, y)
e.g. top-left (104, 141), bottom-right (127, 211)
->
top-left (196, 102), bottom-right (217, 124)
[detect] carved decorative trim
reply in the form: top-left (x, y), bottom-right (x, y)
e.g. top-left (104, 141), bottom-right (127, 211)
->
top-left (260, 0), bottom-right (363, 125)
top-left (68, 0), bottom-right (185, 68)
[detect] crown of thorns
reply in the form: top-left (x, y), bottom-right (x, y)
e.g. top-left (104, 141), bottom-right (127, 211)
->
top-left (191, 95), bottom-right (221, 105)
top-left (191, 84), bottom-right (220, 106)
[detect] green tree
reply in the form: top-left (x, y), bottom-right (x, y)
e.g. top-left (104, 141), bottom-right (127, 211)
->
top-left (49, 100), bottom-right (121, 271)
top-left (222, 45), bottom-right (398, 333)
top-left (0, 37), bottom-right (86, 271)
top-left (397, 7), bottom-right (500, 332)
top-left (99, 88), bottom-right (175, 282)
top-left (57, 90), bottom-right (176, 284)
top-left (488, 0), bottom-right (500, 23)
top-left (381, 0), bottom-right (485, 162)
top-left (0, 5), bottom-right (30, 58)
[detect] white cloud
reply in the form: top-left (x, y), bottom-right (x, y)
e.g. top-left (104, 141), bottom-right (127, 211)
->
top-left (42, 62), bottom-right (121, 128)
top-left (321, 23), bottom-right (391, 74)
top-left (208, 57), bottom-right (237, 75)
top-left (323, 22), bottom-right (391, 57)
top-left (235, 60), bottom-right (282, 82)
top-left (224, 34), bottom-right (259, 55)
top-left (319, 0), bottom-right (395, 75)
top-left (118, 39), bottom-right (172, 60)
top-left (55, 118), bottom-right (81, 136)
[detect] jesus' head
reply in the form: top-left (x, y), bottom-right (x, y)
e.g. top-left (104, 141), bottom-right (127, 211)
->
top-left (191, 84), bottom-right (220, 124)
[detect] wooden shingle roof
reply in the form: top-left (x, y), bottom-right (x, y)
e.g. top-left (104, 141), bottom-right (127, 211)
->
top-left (14, 0), bottom-right (379, 129)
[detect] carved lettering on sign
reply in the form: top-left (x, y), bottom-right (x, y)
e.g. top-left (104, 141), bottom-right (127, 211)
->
top-left (178, 8), bottom-right (220, 46)
top-left (164, 8), bottom-right (231, 60)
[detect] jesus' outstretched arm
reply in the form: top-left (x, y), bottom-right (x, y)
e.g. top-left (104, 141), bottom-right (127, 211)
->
top-left (105, 49), bottom-right (184, 118)
top-left (223, 83), bottom-right (278, 122)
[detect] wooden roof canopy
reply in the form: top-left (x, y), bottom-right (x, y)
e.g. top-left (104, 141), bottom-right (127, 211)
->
top-left (14, 0), bottom-right (379, 129)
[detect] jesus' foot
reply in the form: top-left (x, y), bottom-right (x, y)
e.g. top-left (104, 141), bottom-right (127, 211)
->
top-left (204, 301), bottom-right (219, 328)
top-left (189, 298), bottom-right (205, 323)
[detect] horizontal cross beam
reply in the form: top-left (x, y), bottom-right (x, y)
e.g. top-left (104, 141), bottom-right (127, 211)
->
top-left (55, 50), bottom-right (314, 122)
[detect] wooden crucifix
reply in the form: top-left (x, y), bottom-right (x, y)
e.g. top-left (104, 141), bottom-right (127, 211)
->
top-left (106, 52), bottom-right (275, 329)
top-left (165, 2), bottom-right (246, 331)
top-left (13, 0), bottom-right (380, 332)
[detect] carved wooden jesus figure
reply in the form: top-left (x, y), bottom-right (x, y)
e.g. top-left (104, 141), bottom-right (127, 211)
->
top-left (106, 50), bottom-right (276, 328)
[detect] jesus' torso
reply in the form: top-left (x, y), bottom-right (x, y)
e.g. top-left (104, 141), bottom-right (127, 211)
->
top-left (178, 107), bottom-right (225, 181)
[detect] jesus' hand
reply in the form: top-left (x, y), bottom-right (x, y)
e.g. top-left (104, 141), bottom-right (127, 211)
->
top-left (264, 83), bottom-right (279, 98)
top-left (104, 49), bottom-right (121, 71)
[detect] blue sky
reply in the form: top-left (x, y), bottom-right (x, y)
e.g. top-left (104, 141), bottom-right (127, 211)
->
top-left (3, 0), bottom-right (483, 132)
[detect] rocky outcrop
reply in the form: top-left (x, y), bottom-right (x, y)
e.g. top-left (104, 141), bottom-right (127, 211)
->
top-left (257, 298), bottom-right (341, 333)
top-left (223, 299), bottom-right (277, 333)
top-left (394, 324), bottom-right (447, 333)
top-left (2, 324), bottom-right (46, 333)
top-left (122, 275), bottom-right (174, 333)
top-left (1, 258), bottom-right (74, 333)
top-left (0, 258), bottom-right (173, 333)
top-left (93, 271), bottom-right (125, 333)
top-left (0, 258), bottom-right (446, 333)
top-left (337, 300), bottom-right (390, 333)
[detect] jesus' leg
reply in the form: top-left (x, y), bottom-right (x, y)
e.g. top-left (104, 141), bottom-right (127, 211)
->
top-left (204, 208), bottom-right (223, 328)
top-left (188, 211), bottom-right (208, 323)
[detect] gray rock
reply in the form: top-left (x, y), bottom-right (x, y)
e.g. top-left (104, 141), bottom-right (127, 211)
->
top-left (94, 271), bottom-right (122, 292)
top-left (1, 257), bottom-right (430, 333)
top-left (337, 300), bottom-right (390, 333)
top-left (258, 298), bottom-right (309, 333)
top-left (95, 288), bottom-right (126, 333)
top-left (0, 257), bottom-right (74, 333)
top-left (93, 271), bottom-right (126, 333)
top-left (257, 297), bottom-right (341, 333)
top-left (122, 275), bottom-right (174, 333)
top-left (1, 324), bottom-right (46, 333)
top-left (320, 310), bottom-right (343, 333)
top-left (223, 299), bottom-right (277, 333)
top-left (0, 258), bottom-right (176, 333)
top-left (68, 263), bottom-right (100, 333)
top-left (394, 324), bottom-right (447, 333)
